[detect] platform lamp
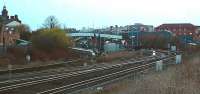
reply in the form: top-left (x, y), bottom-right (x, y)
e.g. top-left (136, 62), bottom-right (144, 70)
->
top-left (2, 26), bottom-right (9, 53)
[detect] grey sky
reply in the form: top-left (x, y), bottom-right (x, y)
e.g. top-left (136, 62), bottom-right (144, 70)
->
top-left (1, 0), bottom-right (200, 30)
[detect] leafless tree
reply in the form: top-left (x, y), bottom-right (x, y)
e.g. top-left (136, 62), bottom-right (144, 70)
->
top-left (43, 16), bottom-right (60, 29)
top-left (15, 24), bottom-right (32, 41)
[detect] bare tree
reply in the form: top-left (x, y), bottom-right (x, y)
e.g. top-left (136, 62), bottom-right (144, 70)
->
top-left (15, 24), bottom-right (32, 41)
top-left (43, 16), bottom-right (60, 29)
top-left (15, 24), bottom-right (30, 32)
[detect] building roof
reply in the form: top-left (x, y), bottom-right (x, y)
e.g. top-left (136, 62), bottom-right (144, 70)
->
top-left (195, 26), bottom-right (200, 28)
top-left (156, 23), bottom-right (196, 29)
top-left (6, 21), bottom-right (21, 27)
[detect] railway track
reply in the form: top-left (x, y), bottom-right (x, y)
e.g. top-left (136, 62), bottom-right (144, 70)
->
top-left (0, 50), bottom-right (170, 81)
top-left (38, 55), bottom-right (175, 94)
top-left (0, 54), bottom-right (159, 86)
top-left (0, 51), bottom-right (176, 94)
top-left (0, 51), bottom-right (152, 81)
top-left (0, 62), bottom-right (106, 82)
top-left (37, 61), bottom-right (156, 94)
top-left (0, 60), bottom-right (75, 75)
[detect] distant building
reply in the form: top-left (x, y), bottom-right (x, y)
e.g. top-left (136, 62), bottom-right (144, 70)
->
top-left (0, 6), bottom-right (21, 24)
top-left (80, 27), bottom-right (95, 33)
top-left (94, 23), bottom-right (154, 35)
top-left (125, 23), bottom-right (154, 32)
top-left (0, 6), bottom-right (21, 46)
top-left (194, 26), bottom-right (200, 41)
top-left (64, 28), bottom-right (79, 33)
top-left (155, 23), bottom-right (197, 37)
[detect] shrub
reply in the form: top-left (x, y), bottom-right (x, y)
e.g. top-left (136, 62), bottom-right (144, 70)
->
top-left (31, 28), bottom-right (72, 53)
top-left (6, 47), bottom-right (26, 64)
top-left (30, 28), bottom-right (76, 61)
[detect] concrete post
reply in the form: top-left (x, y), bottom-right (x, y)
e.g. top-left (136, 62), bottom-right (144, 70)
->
top-left (171, 45), bottom-right (176, 51)
top-left (156, 60), bottom-right (163, 71)
top-left (26, 55), bottom-right (31, 64)
top-left (176, 54), bottom-right (182, 64)
top-left (83, 62), bottom-right (88, 67)
top-left (8, 64), bottom-right (12, 80)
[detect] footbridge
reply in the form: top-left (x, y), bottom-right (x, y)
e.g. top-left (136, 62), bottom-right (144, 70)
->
top-left (68, 33), bottom-right (122, 40)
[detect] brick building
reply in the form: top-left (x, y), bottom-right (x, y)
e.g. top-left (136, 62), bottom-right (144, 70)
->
top-left (194, 26), bottom-right (200, 41)
top-left (0, 6), bottom-right (21, 46)
top-left (155, 23), bottom-right (198, 37)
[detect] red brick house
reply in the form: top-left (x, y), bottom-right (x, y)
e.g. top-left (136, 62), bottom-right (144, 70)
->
top-left (0, 6), bottom-right (21, 46)
top-left (155, 23), bottom-right (198, 37)
top-left (194, 26), bottom-right (200, 41)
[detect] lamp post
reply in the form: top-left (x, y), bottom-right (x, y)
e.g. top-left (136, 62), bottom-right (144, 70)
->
top-left (2, 26), bottom-right (9, 53)
top-left (0, 19), bottom-right (11, 53)
top-left (97, 30), bottom-right (101, 55)
top-left (8, 64), bottom-right (12, 80)
top-left (131, 35), bottom-right (135, 49)
top-left (184, 33), bottom-right (186, 50)
top-left (4, 26), bottom-right (15, 52)
top-left (8, 28), bottom-right (14, 46)
top-left (137, 31), bottom-right (139, 49)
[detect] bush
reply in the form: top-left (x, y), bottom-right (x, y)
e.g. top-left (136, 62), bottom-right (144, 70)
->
top-left (30, 28), bottom-right (76, 61)
top-left (6, 47), bottom-right (27, 64)
top-left (14, 24), bottom-right (32, 41)
top-left (141, 35), bottom-right (169, 49)
top-left (20, 31), bottom-right (32, 41)
top-left (31, 28), bottom-right (72, 53)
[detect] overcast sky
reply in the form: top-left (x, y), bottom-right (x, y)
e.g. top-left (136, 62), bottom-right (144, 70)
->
top-left (1, 0), bottom-right (200, 30)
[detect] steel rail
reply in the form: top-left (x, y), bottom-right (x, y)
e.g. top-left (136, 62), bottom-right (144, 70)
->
top-left (0, 52), bottom-right (174, 93)
top-left (38, 56), bottom-right (175, 94)
top-left (0, 55), bottom-right (157, 87)
top-left (37, 59), bottom-right (158, 94)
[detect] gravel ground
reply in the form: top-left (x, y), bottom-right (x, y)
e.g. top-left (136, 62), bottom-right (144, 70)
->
top-left (0, 50), bottom-right (144, 70)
